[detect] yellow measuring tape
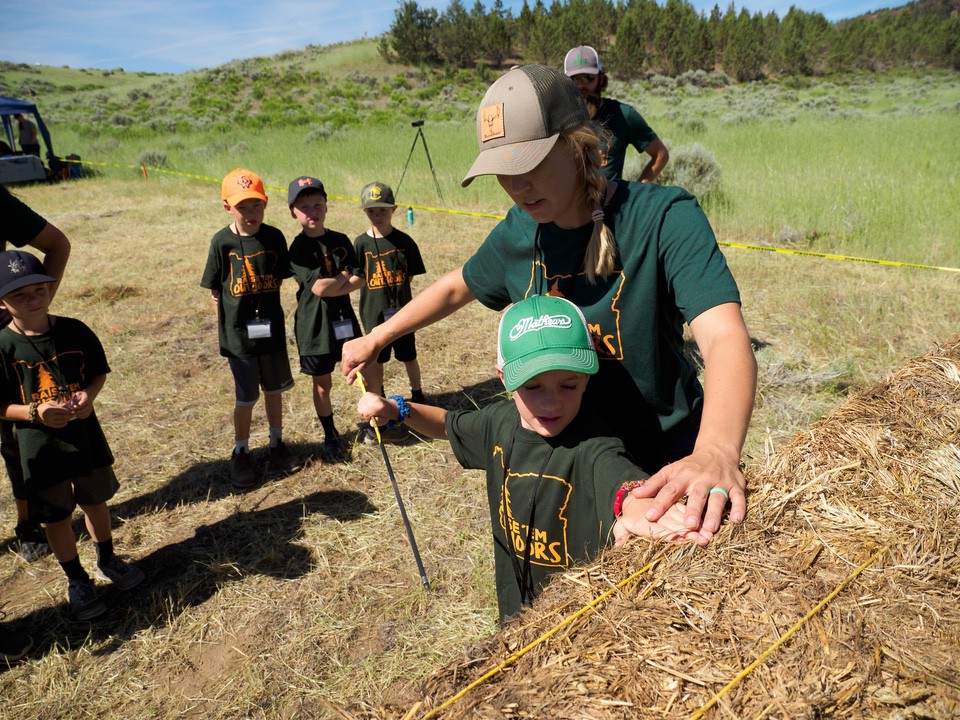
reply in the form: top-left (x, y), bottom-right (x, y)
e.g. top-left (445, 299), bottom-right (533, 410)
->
top-left (688, 541), bottom-right (892, 719)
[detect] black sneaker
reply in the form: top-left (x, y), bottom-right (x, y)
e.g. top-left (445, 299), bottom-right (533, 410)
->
top-left (410, 389), bottom-right (426, 404)
top-left (67, 579), bottom-right (107, 621)
top-left (95, 556), bottom-right (145, 591)
top-left (360, 424), bottom-right (379, 446)
top-left (0, 624), bottom-right (32, 663)
top-left (363, 422), bottom-right (410, 446)
top-left (269, 440), bottom-right (303, 474)
top-left (230, 448), bottom-right (256, 490)
top-left (321, 435), bottom-right (345, 462)
top-left (15, 521), bottom-right (50, 562)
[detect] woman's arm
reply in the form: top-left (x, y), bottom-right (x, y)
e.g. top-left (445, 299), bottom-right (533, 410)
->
top-left (341, 267), bottom-right (476, 383)
top-left (635, 302), bottom-right (756, 533)
top-left (28, 222), bottom-right (71, 300)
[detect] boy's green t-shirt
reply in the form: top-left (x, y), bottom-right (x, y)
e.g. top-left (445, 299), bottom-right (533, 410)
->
top-left (445, 399), bottom-right (646, 622)
top-left (200, 224), bottom-right (292, 359)
top-left (461, 181), bottom-right (741, 469)
top-left (352, 228), bottom-right (426, 334)
top-left (0, 316), bottom-right (113, 487)
top-left (289, 229), bottom-right (362, 357)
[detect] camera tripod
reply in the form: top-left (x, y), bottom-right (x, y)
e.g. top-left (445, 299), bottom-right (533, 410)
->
top-left (396, 120), bottom-right (444, 205)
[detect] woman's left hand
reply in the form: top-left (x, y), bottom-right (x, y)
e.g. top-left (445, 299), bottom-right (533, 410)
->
top-left (631, 448), bottom-right (746, 535)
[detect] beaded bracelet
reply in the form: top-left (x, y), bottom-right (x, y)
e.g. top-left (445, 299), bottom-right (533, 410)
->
top-left (388, 395), bottom-right (411, 422)
top-left (614, 479), bottom-right (646, 517)
top-left (28, 401), bottom-right (39, 424)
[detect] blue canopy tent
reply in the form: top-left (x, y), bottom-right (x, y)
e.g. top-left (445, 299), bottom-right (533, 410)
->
top-left (0, 96), bottom-right (56, 184)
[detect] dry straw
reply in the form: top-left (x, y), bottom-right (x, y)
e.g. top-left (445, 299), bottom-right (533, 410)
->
top-left (355, 334), bottom-right (960, 719)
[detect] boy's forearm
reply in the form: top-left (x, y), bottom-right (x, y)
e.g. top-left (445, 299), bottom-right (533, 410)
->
top-left (313, 272), bottom-right (363, 297)
top-left (380, 398), bottom-right (448, 439)
top-left (0, 403), bottom-right (29, 422)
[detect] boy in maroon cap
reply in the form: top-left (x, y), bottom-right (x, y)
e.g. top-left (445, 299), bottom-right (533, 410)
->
top-left (287, 176), bottom-right (363, 461)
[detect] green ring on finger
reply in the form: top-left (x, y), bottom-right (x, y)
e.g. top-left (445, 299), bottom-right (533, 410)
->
top-left (709, 487), bottom-right (729, 501)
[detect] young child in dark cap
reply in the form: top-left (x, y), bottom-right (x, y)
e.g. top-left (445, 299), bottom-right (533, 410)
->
top-left (357, 294), bottom-right (703, 622)
top-left (201, 168), bottom-right (301, 490)
top-left (0, 250), bottom-right (144, 621)
top-left (352, 181), bottom-right (427, 445)
top-left (287, 176), bottom-right (364, 461)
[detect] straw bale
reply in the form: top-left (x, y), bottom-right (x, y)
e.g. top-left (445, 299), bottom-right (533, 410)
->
top-left (360, 335), bottom-right (960, 719)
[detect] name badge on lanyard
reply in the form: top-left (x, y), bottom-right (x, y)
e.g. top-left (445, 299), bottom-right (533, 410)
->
top-left (246, 318), bottom-right (272, 339)
top-left (333, 318), bottom-right (354, 340)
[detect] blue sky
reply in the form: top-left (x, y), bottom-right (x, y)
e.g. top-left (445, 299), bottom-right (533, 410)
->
top-left (2, 0), bottom-right (901, 74)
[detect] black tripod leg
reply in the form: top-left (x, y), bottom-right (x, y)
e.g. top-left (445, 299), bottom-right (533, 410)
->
top-left (417, 128), bottom-right (445, 204)
top-left (395, 130), bottom-right (422, 199)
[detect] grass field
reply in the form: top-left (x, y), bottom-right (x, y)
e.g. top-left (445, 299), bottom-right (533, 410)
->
top-left (1, 54), bottom-right (958, 718)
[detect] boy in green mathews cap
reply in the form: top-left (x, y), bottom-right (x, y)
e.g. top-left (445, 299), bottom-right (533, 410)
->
top-left (357, 294), bottom-right (706, 622)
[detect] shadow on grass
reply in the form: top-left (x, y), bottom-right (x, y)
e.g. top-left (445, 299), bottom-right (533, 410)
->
top-left (103, 376), bottom-right (505, 522)
top-left (9, 488), bottom-right (376, 663)
top-left (107, 440), bottom-right (339, 519)
top-left (0, 377), bottom-right (504, 664)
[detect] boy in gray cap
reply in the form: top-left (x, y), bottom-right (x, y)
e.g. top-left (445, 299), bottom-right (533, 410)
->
top-left (352, 181), bottom-right (427, 445)
top-left (0, 250), bottom-right (144, 621)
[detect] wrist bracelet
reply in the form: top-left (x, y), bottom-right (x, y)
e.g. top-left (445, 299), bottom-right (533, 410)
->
top-left (28, 401), bottom-right (39, 423)
top-left (388, 395), bottom-right (410, 422)
top-left (614, 479), bottom-right (646, 517)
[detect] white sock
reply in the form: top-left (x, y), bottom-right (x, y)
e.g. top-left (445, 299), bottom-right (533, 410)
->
top-left (234, 439), bottom-right (249, 455)
top-left (269, 427), bottom-right (282, 448)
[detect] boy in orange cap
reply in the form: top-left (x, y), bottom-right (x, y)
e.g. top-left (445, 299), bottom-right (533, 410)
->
top-left (201, 168), bottom-right (301, 490)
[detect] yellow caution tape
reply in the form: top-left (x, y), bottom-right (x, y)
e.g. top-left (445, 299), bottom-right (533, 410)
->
top-left (71, 159), bottom-right (959, 273)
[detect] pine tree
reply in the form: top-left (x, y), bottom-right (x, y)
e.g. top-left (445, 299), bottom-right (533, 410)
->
top-left (381, 1), bottom-right (441, 66)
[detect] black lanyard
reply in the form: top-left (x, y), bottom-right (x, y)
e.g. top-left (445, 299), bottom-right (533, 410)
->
top-left (233, 224), bottom-right (262, 318)
top-left (497, 421), bottom-right (555, 610)
top-left (371, 231), bottom-right (405, 310)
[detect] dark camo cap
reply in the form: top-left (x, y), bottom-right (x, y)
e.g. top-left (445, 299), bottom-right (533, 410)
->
top-left (359, 181), bottom-right (396, 209)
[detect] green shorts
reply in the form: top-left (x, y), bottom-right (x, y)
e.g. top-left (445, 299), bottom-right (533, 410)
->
top-left (29, 466), bottom-right (120, 524)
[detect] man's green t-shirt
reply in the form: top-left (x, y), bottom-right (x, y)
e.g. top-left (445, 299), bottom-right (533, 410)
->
top-left (445, 400), bottom-right (647, 622)
top-left (594, 98), bottom-right (659, 182)
top-left (200, 224), bottom-right (292, 359)
top-left (289, 229), bottom-right (362, 357)
top-left (461, 181), bottom-right (741, 471)
top-left (0, 316), bottom-right (113, 487)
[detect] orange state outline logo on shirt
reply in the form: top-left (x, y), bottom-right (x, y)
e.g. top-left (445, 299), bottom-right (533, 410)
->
top-left (498, 471), bottom-right (572, 569)
top-left (524, 264), bottom-right (626, 361)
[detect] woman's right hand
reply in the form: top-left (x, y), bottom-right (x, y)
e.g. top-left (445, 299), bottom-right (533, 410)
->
top-left (341, 334), bottom-right (381, 384)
